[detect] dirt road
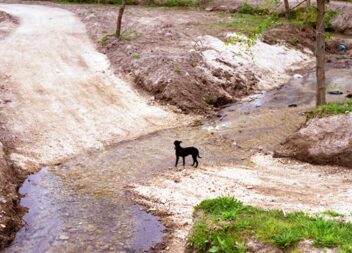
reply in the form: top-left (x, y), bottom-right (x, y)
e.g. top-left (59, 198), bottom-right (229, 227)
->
top-left (0, 4), bottom-right (182, 170)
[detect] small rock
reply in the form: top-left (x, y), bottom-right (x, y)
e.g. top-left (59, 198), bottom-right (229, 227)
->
top-left (293, 74), bottom-right (303, 79)
top-left (346, 93), bottom-right (352, 98)
top-left (246, 186), bottom-right (254, 189)
top-left (174, 177), bottom-right (181, 183)
top-left (288, 104), bottom-right (297, 107)
top-left (328, 90), bottom-right (343, 95)
top-left (59, 234), bottom-right (69, 240)
top-left (0, 224), bottom-right (6, 228)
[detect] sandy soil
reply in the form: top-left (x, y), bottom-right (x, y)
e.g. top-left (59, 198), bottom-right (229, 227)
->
top-left (131, 154), bottom-right (352, 252)
top-left (0, 4), bottom-right (186, 170)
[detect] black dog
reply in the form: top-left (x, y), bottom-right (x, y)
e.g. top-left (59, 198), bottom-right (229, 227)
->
top-left (174, 140), bottom-right (201, 168)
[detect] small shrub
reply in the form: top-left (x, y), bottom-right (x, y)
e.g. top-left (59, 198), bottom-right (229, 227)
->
top-left (291, 36), bottom-right (299, 45)
top-left (174, 67), bottom-right (182, 75)
top-left (100, 34), bottom-right (110, 45)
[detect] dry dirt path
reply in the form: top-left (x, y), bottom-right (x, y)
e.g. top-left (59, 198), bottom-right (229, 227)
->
top-left (0, 4), bottom-right (182, 170)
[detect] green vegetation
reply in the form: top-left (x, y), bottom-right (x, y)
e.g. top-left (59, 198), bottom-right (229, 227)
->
top-left (151, 0), bottom-right (193, 7)
top-left (188, 197), bottom-right (352, 252)
top-left (307, 100), bottom-right (352, 119)
top-left (224, 13), bottom-right (283, 41)
top-left (220, 2), bottom-right (337, 45)
top-left (132, 53), bottom-right (140, 59)
top-left (119, 30), bottom-right (141, 41)
top-left (321, 210), bottom-right (343, 218)
top-left (203, 95), bottom-right (211, 104)
top-left (100, 34), bottom-right (110, 45)
top-left (289, 7), bottom-right (337, 30)
top-left (175, 66), bottom-right (182, 75)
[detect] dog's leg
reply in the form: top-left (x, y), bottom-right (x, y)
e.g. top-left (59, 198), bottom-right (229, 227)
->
top-left (192, 155), bottom-right (197, 167)
top-left (175, 156), bottom-right (179, 167)
top-left (195, 160), bottom-right (198, 168)
top-left (182, 157), bottom-right (185, 167)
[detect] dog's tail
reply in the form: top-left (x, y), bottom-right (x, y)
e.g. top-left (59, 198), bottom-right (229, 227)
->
top-left (198, 154), bottom-right (202, 158)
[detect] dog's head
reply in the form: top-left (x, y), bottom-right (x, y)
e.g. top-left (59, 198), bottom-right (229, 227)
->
top-left (174, 140), bottom-right (182, 147)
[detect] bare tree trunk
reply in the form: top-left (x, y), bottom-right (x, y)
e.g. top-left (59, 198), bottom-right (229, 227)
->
top-left (284, 0), bottom-right (290, 18)
top-left (316, 0), bottom-right (326, 106)
top-left (116, 0), bottom-right (126, 39)
top-left (306, 0), bottom-right (311, 8)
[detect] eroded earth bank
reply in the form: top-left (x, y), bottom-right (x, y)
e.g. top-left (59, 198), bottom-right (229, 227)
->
top-left (0, 1), bottom-right (352, 253)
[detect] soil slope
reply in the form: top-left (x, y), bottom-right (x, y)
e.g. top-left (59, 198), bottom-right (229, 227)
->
top-left (275, 113), bottom-right (352, 168)
top-left (63, 5), bottom-right (312, 114)
top-left (0, 4), bottom-right (182, 170)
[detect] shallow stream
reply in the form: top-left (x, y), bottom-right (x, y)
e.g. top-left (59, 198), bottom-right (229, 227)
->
top-left (3, 66), bottom-right (352, 253)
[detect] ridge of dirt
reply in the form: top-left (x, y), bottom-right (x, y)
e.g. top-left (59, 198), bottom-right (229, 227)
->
top-left (57, 4), bottom-right (312, 114)
top-left (0, 11), bottom-right (23, 251)
top-left (0, 142), bottom-right (27, 251)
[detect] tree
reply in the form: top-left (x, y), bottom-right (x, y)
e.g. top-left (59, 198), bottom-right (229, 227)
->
top-left (283, 0), bottom-right (290, 18)
top-left (316, 0), bottom-right (326, 105)
top-left (116, 0), bottom-right (126, 38)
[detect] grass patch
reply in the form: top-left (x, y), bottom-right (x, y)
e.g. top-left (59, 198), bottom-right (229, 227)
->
top-left (224, 13), bottom-right (284, 41)
top-left (321, 210), bottom-right (343, 218)
top-left (119, 29), bottom-right (141, 41)
top-left (188, 197), bottom-right (352, 252)
top-left (175, 66), bottom-right (182, 75)
top-left (307, 100), bottom-right (352, 119)
top-left (216, 2), bottom-right (337, 44)
top-left (152, 0), bottom-right (193, 7)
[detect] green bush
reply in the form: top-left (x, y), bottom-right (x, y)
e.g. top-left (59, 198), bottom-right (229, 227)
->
top-left (239, 2), bottom-right (271, 16)
top-left (290, 7), bottom-right (337, 30)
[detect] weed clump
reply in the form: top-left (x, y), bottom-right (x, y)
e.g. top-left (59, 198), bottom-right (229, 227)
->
top-left (307, 100), bottom-right (352, 119)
